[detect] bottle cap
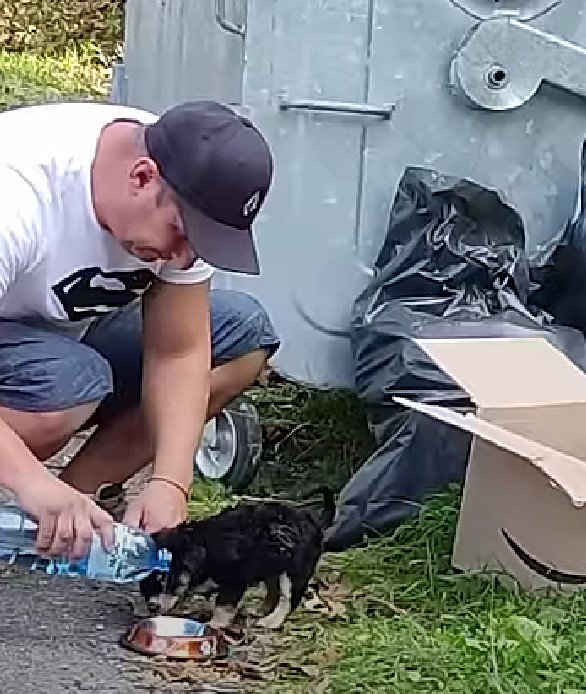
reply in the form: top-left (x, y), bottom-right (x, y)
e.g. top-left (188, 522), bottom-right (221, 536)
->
top-left (156, 548), bottom-right (172, 573)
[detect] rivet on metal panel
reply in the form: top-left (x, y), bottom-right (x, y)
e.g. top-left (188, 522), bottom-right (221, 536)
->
top-left (449, 16), bottom-right (586, 111)
top-left (215, 0), bottom-right (245, 36)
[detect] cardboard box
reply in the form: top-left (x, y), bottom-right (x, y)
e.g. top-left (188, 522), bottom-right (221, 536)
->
top-left (394, 336), bottom-right (586, 593)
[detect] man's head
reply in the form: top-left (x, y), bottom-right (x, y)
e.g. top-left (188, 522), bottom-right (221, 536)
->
top-left (93, 101), bottom-right (273, 273)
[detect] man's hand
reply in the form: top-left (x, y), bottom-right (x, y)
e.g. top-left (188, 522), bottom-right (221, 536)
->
top-left (123, 479), bottom-right (188, 535)
top-left (17, 470), bottom-right (115, 561)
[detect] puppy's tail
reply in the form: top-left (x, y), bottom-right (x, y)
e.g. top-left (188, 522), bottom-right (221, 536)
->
top-left (298, 485), bottom-right (337, 529)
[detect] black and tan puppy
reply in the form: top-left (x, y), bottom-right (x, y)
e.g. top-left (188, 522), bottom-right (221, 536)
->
top-left (139, 488), bottom-right (336, 630)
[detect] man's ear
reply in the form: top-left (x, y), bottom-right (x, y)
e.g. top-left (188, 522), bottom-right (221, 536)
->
top-left (129, 156), bottom-right (158, 192)
top-left (183, 545), bottom-right (207, 573)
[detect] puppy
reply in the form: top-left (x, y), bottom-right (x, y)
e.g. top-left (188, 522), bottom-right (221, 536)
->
top-left (139, 487), bottom-right (336, 630)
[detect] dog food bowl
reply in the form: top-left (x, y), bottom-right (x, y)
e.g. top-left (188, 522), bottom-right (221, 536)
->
top-left (120, 616), bottom-right (229, 660)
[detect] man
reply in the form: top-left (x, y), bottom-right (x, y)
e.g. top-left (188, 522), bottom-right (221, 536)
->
top-left (0, 99), bottom-right (279, 562)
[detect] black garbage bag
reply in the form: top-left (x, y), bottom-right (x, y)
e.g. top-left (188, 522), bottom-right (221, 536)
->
top-left (530, 244), bottom-right (586, 336)
top-left (323, 166), bottom-right (586, 553)
top-left (529, 137), bottom-right (586, 334)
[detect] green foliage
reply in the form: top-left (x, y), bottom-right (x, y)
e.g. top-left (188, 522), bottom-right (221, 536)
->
top-left (0, 46), bottom-right (109, 109)
top-left (321, 492), bottom-right (586, 693)
top-left (0, 0), bottom-right (124, 59)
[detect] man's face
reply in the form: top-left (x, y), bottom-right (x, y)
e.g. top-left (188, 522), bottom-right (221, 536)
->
top-left (113, 156), bottom-right (195, 267)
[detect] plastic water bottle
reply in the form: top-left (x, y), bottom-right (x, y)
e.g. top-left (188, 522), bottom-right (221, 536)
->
top-left (0, 503), bottom-right (171, 584)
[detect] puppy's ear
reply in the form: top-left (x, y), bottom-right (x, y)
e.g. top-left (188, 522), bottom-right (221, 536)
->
top-left (183, 545), bottom-right (207, 573)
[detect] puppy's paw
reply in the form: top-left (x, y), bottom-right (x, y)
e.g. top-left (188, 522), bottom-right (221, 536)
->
top-left (248, 601), bottom-right (274, 619)
top-left (248, 608), bottom-right (266, 620)
top-left (209, 604), bottom-right (239, 630)
top-left (147, 594), bottom-right (179, 615)
top-left (256, 613), bottom-right (287, 631)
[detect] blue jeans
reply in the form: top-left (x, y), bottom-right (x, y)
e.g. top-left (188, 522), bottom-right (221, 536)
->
top-left (0, 289), bottom-right (280, 426)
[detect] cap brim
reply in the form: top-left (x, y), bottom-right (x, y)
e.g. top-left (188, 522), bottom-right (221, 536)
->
top-left (180, 203), bottom-right (260, 275)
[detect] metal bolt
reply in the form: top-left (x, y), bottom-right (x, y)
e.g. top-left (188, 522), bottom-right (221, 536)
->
top-left (487, 65), bottom-right (509, 89)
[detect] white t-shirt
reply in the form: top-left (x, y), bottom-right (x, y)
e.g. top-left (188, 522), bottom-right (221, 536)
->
top-left (0, 101), bottom-right (214, 338)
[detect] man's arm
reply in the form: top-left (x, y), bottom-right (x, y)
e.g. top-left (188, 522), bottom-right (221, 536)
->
top-left (0, 179), bottom-right (114, 558)
top-left (141, 276), bottom-right (212, 492)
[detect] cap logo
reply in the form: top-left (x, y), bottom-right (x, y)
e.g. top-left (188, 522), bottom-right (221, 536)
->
top-left (242, 191), bottom-right (261, 218)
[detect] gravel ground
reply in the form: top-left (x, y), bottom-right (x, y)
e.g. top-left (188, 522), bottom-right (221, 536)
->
top-left (0, 568), bottom-right (184, 693)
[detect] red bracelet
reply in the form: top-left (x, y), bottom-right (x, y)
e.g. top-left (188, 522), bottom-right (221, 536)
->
top-left (149, 475), bottom-right (190, 499)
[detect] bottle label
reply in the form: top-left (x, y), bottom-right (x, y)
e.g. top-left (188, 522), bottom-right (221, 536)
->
top-left (84, 524), bottom-right (153, 581)
top-left (84, 525), bottom-right (124, 579)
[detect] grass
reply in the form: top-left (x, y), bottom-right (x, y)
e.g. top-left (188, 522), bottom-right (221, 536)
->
top-left (189, 381), bottom-right (586, 693)
top-left (6, 44), bottom-right (586, 694)
top-left (0, 43), bottom-right (110, 109)
top-left (320, 493), bottom-right (586, 693)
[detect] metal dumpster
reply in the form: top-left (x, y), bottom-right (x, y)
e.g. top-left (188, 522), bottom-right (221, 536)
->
top-left (114, 0), bottom-right (586, 389)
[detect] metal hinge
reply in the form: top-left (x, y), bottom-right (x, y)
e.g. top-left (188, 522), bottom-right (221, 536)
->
top-left (450, 16), bottom-right (586, 111)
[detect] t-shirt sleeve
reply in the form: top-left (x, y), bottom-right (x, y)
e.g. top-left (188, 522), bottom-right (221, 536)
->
top-left (156, 257), bottom-right (215, 285)
top-left (0, 175), bottom-right (44, 303)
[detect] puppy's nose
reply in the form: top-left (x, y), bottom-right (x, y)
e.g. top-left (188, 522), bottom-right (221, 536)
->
top-left (147, 600), bottom-right (162, 615)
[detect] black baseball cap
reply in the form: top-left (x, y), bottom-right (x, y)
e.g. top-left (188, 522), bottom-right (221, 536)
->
top-left (144, 100), bottom-right (273, 275)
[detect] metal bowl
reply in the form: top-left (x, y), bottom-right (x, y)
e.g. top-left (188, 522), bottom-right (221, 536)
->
top-left (120, 616), bottom-right (229, 661)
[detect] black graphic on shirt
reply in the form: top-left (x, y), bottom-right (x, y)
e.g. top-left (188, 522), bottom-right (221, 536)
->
top-left (52, 266), bottom-right (156, 321)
